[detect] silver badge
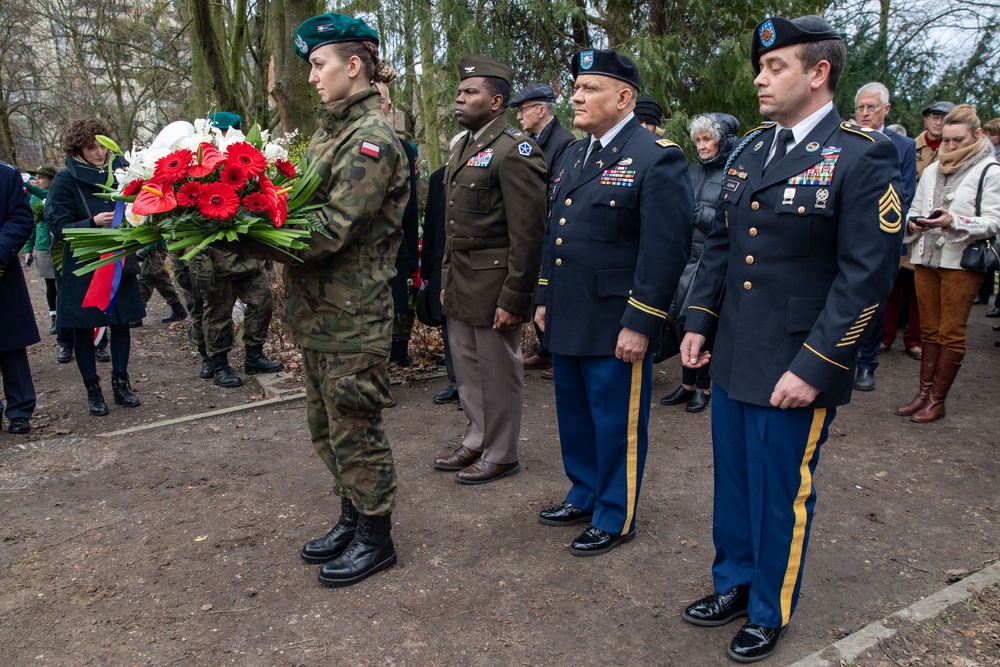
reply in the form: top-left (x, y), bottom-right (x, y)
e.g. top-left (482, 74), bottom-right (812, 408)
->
top-left (783, 187), bottom-right (796, 206)
top-left (815, 188), bottom-right (829, 209)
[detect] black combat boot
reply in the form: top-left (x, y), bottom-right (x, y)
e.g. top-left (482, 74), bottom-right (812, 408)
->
top-left (197, 344), bottom-right (213, 379)
top-left (85, 379), bottom-right (109, 416)
top-left (111, 373), bottom-right (141, 407)
top-left (389, 338), bottom-right (412, 366)
top-left (244, 344), bottom-right (284, 374)
top-left (300, 497), bottom-right (358, 564)
top-left (49, 314), bottom-right (57, 335)
top-left (318, 513), bottom-right (397, 587)
top-left (56, 346), bottom-right (73, 363)
top-left (161, 301), bottom-right (187, 323)
top-left (211, 353), bottom-right (243, 388)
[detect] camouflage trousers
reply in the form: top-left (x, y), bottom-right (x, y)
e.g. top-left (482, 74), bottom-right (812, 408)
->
top-left (186, 269), bottom-right (272, 355)
top-left (138, 247), bottom-right (181, 307)
top-left (302, 349), bottom-right (397, 516)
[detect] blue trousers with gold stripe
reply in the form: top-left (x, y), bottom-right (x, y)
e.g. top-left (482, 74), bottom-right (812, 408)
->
top-left (552, 353), bottom-right (652, 536)
top-left (710, 384), bottom-right (835, 629)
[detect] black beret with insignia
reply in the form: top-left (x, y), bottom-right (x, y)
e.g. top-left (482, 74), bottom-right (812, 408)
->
top-left (458, 55), bottom-right (513, 85)
top-left (511, 83), bottom-right (556, 106)
top-left (294, 13), bottom-right (379, 62)
top-left (570, 49), bottom-right (640, 89)
top-left (751, 16), bottom-right (842, 74)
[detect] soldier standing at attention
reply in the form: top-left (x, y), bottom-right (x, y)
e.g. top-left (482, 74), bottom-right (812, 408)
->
top-left (431, 55), bottom-right (548, 484)
top-left (679, 16), bottom-right (902, 662)
top-left (534, 49), bottom-right (693, 556)
top-left (287, 13), bottom-right (409, 587)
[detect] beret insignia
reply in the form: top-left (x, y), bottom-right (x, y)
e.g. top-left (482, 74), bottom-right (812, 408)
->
top-left (580, 50), bottom-right (595, 70)
top-left (759, 19), bottom-right (776, 47)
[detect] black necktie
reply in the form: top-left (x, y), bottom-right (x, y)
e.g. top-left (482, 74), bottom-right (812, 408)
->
top-left (765, 129), bottom-right (795, 174)
top-left (585, 140), bottom-right (602, 168)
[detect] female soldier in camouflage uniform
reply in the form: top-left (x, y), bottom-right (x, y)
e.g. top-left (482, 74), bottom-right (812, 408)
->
top-left (289, 13), bottom-right (410, 587)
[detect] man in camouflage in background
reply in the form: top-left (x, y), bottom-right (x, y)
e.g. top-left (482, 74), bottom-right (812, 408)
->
top-left (135, 240), bottom-right (187, 326)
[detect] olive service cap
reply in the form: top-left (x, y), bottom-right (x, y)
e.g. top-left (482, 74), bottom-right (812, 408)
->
top-left (458, 55), bottom-right (513, 85)
top-left (294, 13), bottom-right (379, 62)
top-left (922, 101), bottom-right (956, 116)
top-left (751, 16), bottom-right (842, 74)
top-left (570, 49), bottom-right (641, 89)
top-left (28, 164), bottom-right (59, 177)
top-left (634, 96), bottom-right (663, 126)
top-left (511, 83), bottom-right (557, 106)
top-left (208, 112), bottom-right (242, 131)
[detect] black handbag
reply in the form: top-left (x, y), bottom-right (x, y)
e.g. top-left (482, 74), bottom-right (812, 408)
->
top-left (959, 163), bottom-right (999, 272)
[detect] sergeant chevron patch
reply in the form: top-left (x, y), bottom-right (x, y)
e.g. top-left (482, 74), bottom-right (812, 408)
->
top-left (879, 184), bottom-right (901, 233)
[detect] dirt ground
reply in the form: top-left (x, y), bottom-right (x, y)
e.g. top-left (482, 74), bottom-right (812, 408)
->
top-left (2, 273), bottom-right (998, 666)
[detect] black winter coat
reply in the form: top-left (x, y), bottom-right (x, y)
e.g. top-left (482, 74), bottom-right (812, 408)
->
top-left (0, 161), bottom-right (41, 352)
top-left (46, 155), bottom-right (145, 328)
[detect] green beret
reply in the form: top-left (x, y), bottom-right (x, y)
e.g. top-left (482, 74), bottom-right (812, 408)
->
top-left (294, 13), bottom-right (379, 62)
top-left (458, 55), bottom-right (513, 86)
top-left (28, 164), bottom-right (59, 178)
top-left (208, 112), bottom-right (242, 131)
top-left (751, 16), bottom-right (841, 74)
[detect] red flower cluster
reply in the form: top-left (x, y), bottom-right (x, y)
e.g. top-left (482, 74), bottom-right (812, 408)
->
top-left (129, 141), bottom-right (290, 228)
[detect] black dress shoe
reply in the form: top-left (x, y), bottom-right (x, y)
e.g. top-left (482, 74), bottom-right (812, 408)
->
top-left (56, 346), bottom-right (73, 364)
top-left (538, 501), bottom-right (593, 526)
top-left (727, 621), bottom-right (787, 663)
top-left (660, 385), bottom-right (694, 405)
top-left (682, 585), bottom-right (750, 626)
top-left (433, 383), bottom-right (459, 404)
top-left (686, 389), bottom-right (711, 413)
top-left (854, 368), bottom-right (875, 391)
top-left (8, 417), bottom-right (30, 434)
top-left (973, 294), bottom-right (987, 305)
top-left (569, 525), bottom-right (635, 557)
top-left (986, 306), bottom-right (1000, 318)
top-left (95, 348), bottom-right (111, 363)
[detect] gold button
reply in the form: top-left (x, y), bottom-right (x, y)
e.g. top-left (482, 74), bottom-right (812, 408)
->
top-left (493, 260), bottom-right (499, 265)
top-left (451, 181), bottom-right (456, 187)
top-left (559, 218), bottom-right (566, 226)
top-left (610, 200), bottom-right (616, 207)
top-left (743, 281), bottom-right (752, 291)
top-left (470, 182), bottom-right (475, 187)
top-left (746, 255), bottom-right (754, 265)
top-left (797, 206), bottom-right (805, 214)
top-left (565, 198), bottom-right (572, 206)
top-left (751, 201), bottom-right (760, 211)
top-left (449, 201), bottom-right (454, 206)
top-left (556, 238), bottom-right (563, 246)
top-left (555, 258), bottom-right (563, 266)
top-left (449, 220), bottom-right (455, 225)
top-left (749, 227), bottom-right (758, 237)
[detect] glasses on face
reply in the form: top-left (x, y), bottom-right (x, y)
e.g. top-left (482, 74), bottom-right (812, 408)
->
top-left (516, 104), bottom-right (541, 117)
top-left (854, 104), bottom-right (884, 114)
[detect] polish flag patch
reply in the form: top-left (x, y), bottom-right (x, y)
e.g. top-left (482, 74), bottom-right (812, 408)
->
top-left (360, 141), bottom-right (381, 160)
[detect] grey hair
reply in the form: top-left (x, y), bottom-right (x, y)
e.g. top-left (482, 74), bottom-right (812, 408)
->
top-left (886, 123), bottom-right (907, 137)
top-left (542, 102), bottom-right (556, 116)
top-left (855, 82), bottom-right (889, 106)
top-left (689, 114), bottom-right (722, 144)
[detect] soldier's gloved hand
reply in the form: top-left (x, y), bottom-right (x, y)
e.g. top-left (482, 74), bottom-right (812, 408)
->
top-left (136, 249), bottom-right (150, 262)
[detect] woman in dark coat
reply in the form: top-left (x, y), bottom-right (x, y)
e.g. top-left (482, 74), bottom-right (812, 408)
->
top-left (660, 112), bottom-right (739, 413)
top-left (46, 118), bottom-right (145, 415)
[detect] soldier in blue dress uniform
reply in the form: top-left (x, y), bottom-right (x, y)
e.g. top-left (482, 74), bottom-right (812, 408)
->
top-left (534, 49), bottom-right (693, 557)
top-left (679, 16), bottom-right (903, 663)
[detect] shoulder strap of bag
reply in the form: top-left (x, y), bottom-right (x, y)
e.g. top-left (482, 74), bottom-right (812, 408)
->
top-left (975, 162), bottom-right (999, 216)
top-left (71, 178), bottom-right (95, 223)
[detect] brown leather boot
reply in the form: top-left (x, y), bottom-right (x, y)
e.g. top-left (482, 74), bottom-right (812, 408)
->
top-left (895, 342), bottom-right (940, 416)
top-left (910, 348), bottom-right (963, 423)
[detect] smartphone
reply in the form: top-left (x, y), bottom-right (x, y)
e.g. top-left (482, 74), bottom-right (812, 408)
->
top-left (909, 209), bottom-right (943, 227)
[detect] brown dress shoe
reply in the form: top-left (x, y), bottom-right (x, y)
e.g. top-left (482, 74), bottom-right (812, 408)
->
top-left (456, 459), bottom-right (520, 485)
top-left (523, 354), bottom-right (552, 370)
top-left (541, 367), bottom-right (555, 380)
top-left (434, 445), bottom-right (482, 471)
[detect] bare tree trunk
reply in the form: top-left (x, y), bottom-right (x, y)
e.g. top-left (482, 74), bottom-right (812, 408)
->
top-left (272, 0), bottom-right (321, 137)
top-left (418, 0), bottom-right (442, 170)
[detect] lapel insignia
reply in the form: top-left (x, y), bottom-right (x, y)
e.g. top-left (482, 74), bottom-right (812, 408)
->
top-left (595, 159), bottom-right (604, 169)
top-left (612, 147), bottom-right (618, 153)
top-left (574, 159), bottom-right (581, 169)
top-left (879, 184), bottom-right (902, 233)
top-left (753, 141), bottom-right (764, 152)
top-left (518, 142), bottom-right (532, 156)
top-left (467, 149), bottom-right (494, 168)
top-left (815, 188), bottom-right (829, 209)
top-left (782, 187), bottom-right (796, 206)
top-left (600, 164), bottom-right (637, 187)
top-left (805, 142), bottom-right (820, 152)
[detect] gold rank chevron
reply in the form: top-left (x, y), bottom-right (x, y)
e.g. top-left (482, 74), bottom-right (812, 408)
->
top-left (879, 185), bottom-right (901, 233)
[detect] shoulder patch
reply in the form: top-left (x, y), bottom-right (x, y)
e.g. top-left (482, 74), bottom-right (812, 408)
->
top-left (840, 121), bottom-right (877, 142)
top-left (359, 140), bottom-right (382, 159)
top-left (656, 138), bottom-right (678, 148)
top-left (879, 184), bottom-right (902, 233)
top-left (744, 121), bottom-right (776, 136)
top-left (518, 141), bottom-right (532, 156)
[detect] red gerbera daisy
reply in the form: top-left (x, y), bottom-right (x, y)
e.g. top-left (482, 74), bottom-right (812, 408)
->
top-left (122, 178), bottom-right (145, 197)
top-left (188, 142), bottom-right (224, 178)
top-left (176, 181), bottom-right (203, 207)
top-left (131, 180), bottom-right (177, 215)
top-left (154, 149), bottom-right (194, 181)
top-left (274, 159), bottom-right (296, 179)
top-left (219, 163), bottom-right (249, 189)
top-left (242, 192), bottom-right (271, 212)
top-left (197, 182), bottom-right (240, 220)
top-left (224, 142), bottom-right (267, 177)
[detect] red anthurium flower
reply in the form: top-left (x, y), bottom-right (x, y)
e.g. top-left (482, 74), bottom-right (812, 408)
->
top-left (176, 181), bottom-right (203, 207)
top-left (188, 142), bottom-right (224, 178)
top-left (154, 149), bottom-right (194, 181)
top-left (219, 163), bottom-right (249, 189)
top-left (242, 192), bottom-right (270, 213)
top-left (268, 188), bottom-right (290, 228)
top-left (122, 178), bottom-right (145, 197)
top-left (131, 180), bottom-right (177, 215)
top-left (197, 182), bottom-right (241, 220)
top-left (274, 159), bottom-right (296, 179)
top-left (225, 142), bottom-right (267, 177)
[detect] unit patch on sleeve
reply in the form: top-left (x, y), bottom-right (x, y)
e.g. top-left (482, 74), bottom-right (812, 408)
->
top-left (879, 184), bottom-right (902, 233)
top-left (599, 164), bottom-right (636, 187)
top-left (518, 142), bottom-right (532, 156)
top-left (466, 149), bottom-right (494, 168)
top-left (359, 141), bottom-right (381, 160)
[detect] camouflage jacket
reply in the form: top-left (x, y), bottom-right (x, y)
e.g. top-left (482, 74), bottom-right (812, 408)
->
top-left (282, 87), bottom-right (410, 354)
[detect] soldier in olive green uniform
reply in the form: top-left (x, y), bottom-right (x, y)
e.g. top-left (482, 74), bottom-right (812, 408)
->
top-left (284, 13), bottom-right (409, 588)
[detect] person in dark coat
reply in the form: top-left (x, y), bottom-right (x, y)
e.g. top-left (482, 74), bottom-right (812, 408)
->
top-left (46, 118), bottom-right (145, 416)
top-left (659, 112), bottom-right (739, 413)
top-left (0, 161), bottom-right (40, 434)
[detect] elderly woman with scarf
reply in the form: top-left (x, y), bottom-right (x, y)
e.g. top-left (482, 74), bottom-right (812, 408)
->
top-left (896, 104), bottom-right (1000, 423)
top-left (659, 112), bottom-right (739, 413)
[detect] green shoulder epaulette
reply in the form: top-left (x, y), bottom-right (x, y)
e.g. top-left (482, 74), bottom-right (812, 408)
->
top-left (839, 121), bottom-right (878, 142)
top-left (743, 121), bottom-right (776, 136)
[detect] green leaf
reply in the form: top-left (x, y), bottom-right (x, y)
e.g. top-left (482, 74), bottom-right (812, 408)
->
top-left (245, 124), bottom-right (264, 150)
top-left (95, 135), bottom-right (122, 154)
